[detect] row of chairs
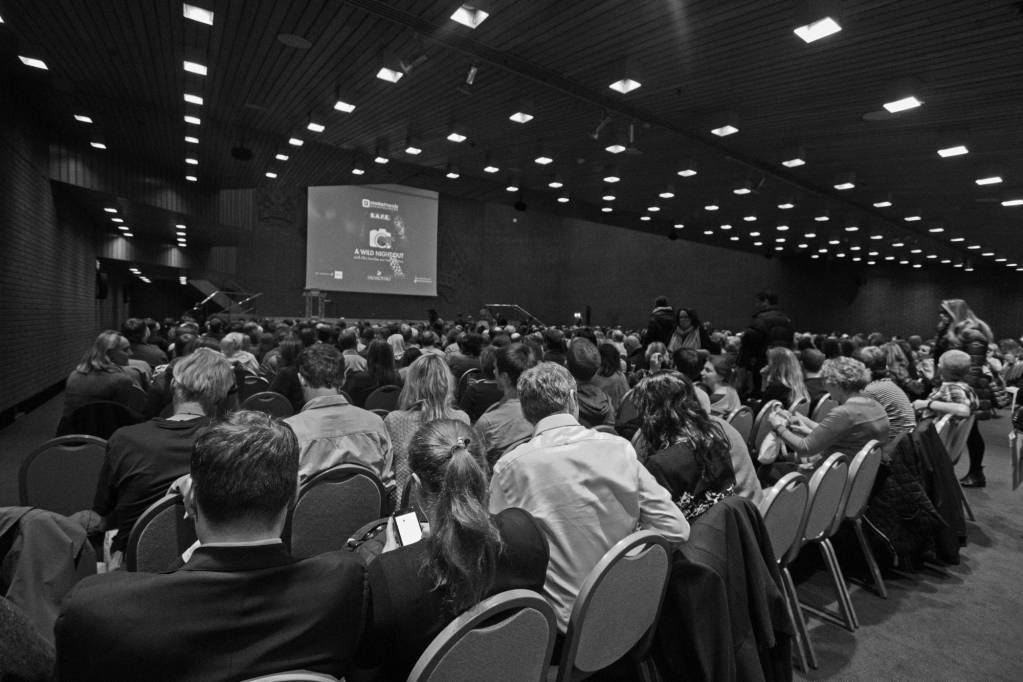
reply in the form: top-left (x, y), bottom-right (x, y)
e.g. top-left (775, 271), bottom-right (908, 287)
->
top-left (726, 393), bottom-right (837, 457)
top-left (245, 529), bottom-right (672, 682)
top-left (758, 440), bottom-right (884, 670)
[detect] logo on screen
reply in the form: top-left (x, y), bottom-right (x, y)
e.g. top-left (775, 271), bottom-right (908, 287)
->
top-left (333, 271), bottom-right (343, 280)
top-left (361, 199), bottom-right (371, 208)
top-left (369, 228), bottom-right (393, 249)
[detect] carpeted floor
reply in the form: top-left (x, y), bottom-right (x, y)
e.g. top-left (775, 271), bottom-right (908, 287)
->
top-left (1, 398), bottom-right (1021, 679)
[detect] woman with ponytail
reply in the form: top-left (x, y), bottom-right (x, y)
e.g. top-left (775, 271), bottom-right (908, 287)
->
top-left (362, 419), bottom-right (549, 681)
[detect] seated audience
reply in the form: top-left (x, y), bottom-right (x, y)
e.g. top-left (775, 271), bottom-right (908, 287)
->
top-left (362, 419), bottom-right (549, 680)
top-left (488, 362), bottom-right (689, 630)
top-left (567, 337), bottom-right (615, 428)
top-left (475, 343), bottom-right (537, 469)
top-left (700, 355), bottom-right (741, 416)
top-left (61, 330), bottom-right (140, 419)
top-left (447, 332), bottom-right (484, 378)
top-left (858, 345), bottom-right (917, 442)
top-left (800, 348), bottom-right (829, 404)
top-left (55, 412), bottom-right (368, 681)
top-left (397, 346), bottom-right (422, 382)
top-left (342, 340), bottom-right (403, 408)
top-left (387, 333), bottom-right (406, 366)
top-left (592, 343), bottom-right (630, 412)
top-left (459, 345), bottom-right (504, 421)
top-left (913, 349), bottom-right (983, 485)
top-left (541, 328), bottom-right (568, 366)
top-left (632, 373), bottom-right (736, 518)
top-left (384, 354), bottom-right (469, 498)
top-left (72, 348), bottom-right (233, 566)
top-left (267, 332), bottom-right (307, 412)
top-left (760, 346), bottom-right (810, 410)
top-left (284, 344), bottom-right (392, 487)
top-left (339, 328), bottom-right (369, 376)
top-left (220, 331), bottom-right (260, 375)
top-left (765, 356), bottom-right (889, 478)
top-left (121, 317), bottom-right (167, 370)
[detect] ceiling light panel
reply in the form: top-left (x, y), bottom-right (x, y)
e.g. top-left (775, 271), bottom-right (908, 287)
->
top-left (450, 5), bottom-right (489, 29)
top-left (182, 3), bottom-right (214, 25)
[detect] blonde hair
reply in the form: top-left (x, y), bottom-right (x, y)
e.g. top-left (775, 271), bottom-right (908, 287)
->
top-left (173, 348), bottom-right (234, 413)
top-left (75, 330), bottom-right (127, 374)
top-left (397, 354), bottom-right (459, 421)
top-left (764, 347), bottom-right (809, 402)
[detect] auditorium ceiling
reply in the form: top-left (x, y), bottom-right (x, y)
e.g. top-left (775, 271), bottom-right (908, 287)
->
top-left (2, 0), bottom-right (1022, 272)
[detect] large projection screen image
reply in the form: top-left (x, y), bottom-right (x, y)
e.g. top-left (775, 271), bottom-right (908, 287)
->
top-left (306, 184), bottom-right (439, 296)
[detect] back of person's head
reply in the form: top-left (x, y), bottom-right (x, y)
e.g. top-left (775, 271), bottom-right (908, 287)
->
top-left (654, 295), bottom-right (669, 308)
top-left (839, 337), bottom-right (857, 357)
top-left (478, 345), bottom-right (498, 380)
top-left (567, 337), bottom-right (600, 382)
top-left (408, 418), bottom-right (501, 613)
top-left (338, 329), bottom-right (359, 351)
top-left (174, 332), bottom-right (199, 359)
top-left (542, 328), bottom-right (565, 353)
top-left (398, 353), bottom-right (456, 420)
top-left (172, 347), bottom-right (234, 413)
top-left (624, 334), bottom-right (641, 353)
top-left (366, 339), bottom-right (396, 376)
top-left (821, 336), bottom-right (841, 359)
top-left (517, 362), bottom-right (577, 424)
top-left (461, 332), bottom-right (484, 357)
top-left (297, 344), bottom-right (343, 389)
top-left (800, 348), bottom-right (825, 374)
top-left (495, 343), bottom-right (536, 386)
top-left (387, 333), bottom-right (406, 359)
top-left (646, 341), bottom-right (668, 361)
top-left (856, 345), bottom-right (888, 380)
top-left (190, 411), bottom-right (298, 531)
top-left (597, 343), bottom-right (622, 377)
top-left (708, 355), bottom-right (733, 382)
top-left (573, 327), bottom-right (598, 346)
top-left (756, 290), bottom-right (778, 305)
top-left (672, 348), bottom-right (704, 381)
top-left (866, 332), bottom-right (886, 347)
top-left (121, 318), bottom-right (148, 344)
top-left (908, 335), bottom-right (923, 350)
top-left (76, 330), bottom-right (125, 373)
top-left (820, 356), bottom-right (871, 392)
top-left (402, 346), bottom-right (422, 367)
top-left (420, 330), bottom-right (438, 348)
top-left (205, 317), bottom-right (225, 337)
top-left (316, 323), bottom-right (335, 344)
top-left (277, 332), bottom-right (304, 367)
top-left (765, 347), bottom-right (808, 399)
top-left (938, 349), bottom-right (971, 382)
top-left (220, 331), bottom-right (246, 356)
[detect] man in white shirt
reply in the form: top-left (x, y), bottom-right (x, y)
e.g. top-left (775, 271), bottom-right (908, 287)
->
top-left (489, 362), bottom-right (689, 630)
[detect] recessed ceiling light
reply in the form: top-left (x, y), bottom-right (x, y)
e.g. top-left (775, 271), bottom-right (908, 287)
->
top-left (509, 111), bottom-right (534, 124)
top-left (183, 60), bottom-right (207, 76)
top-left (405, 145), bottom-right (423, 155)
top-left (265, 171), bottom-right (277, 179)
top-left (111, 217), bottom-right (124, 223)
top-left (483, 164), bottom-right (499, 173)
top-left (885, 256), bottom-right (895, 261)
top-left (677, 167), bottom-right (697, 178)
top-left (869, 251), bottom-right (879, 256)
top-left (185, 136), bottom-right (199, 144)
top-left (307, 122), bottom-right (325, 133)
top-left (892, 241), bottom-right (905, 247)
top-left (873, 200), bottom-right (893, 208)
top-left (351, 166), bottom-right (365, 175)
top-left (804, 232), bottom-right (816, 238)
top-left (870, 234), bottom-right (883, 240)
top-left (883, 96), bottom-right (922, 113)
top-left (288, 137), bottom-right (304, 146)
top-left (781, 157), bottom-right (805, 168)
top-left (904, 214), bottom-right (921, 221)
top-left (123, 232), bottom-right (134, 238)
top-left (1002, 198), bottom-right (1023, 207)
top-left (183, 93), bottom-right (204, 105)
top-left (834, 181), bottom-right (855, 190)
top-left (704, 229), bottom-right (714, 235)
top-left (659, 191), bottom-right (675, 200)
top-left (374, 155), bottom-right (389, 164)
top-left (720, 224), bottom-right (733, 230)
top-left (183, 3), bottom-right (214, 25)
top-left (74, 114), bottom-right (93, 124)
top-left (814, 214), bottom-right (830, 222)
top-left (334, 100), bottom-right (356, 113)
top-left (937, 145), bottom-right (968, 158)
top-left (704, 203), bottom-right (719, 211)
top-left (776, 225), bottom-right (790, 231)
top-left (18, 56), bottom-right (48, 70)
top-left (601, 206), bottom-right (613, 213)
top-left (184, 115), bottom-right (201, 125)
top-left (602, 173), bottom-right (620, 183)
top-left (674, 224), bottom-right (684, 229)
top-left (996, 257), bottom-right (1007, 263)
top-left (968, 244), bottom-right (982, 250)
top-left (186, 175), bottom-right (197, 182)
top-left (557, 195), bottom-right (570, 204)
top-left (647, 205), bottom-right (660, 212)
top-left (117, 225), bottom-right (130, 231)
top-left (446, 131), bottom-right (467, 143)
top-left (778, 201), bottom-right (795, 209)
top-left (743, 215), bottom-right (757, 222)
top-left (793, 17), bottom-right (843, 43)
top-left (609, 78), bottom-right (641, 94)
top-left (90, 141), bottom-right (107, 150)
top-left (982, 251), bottom-right (995, 257)
top-left (928, 226), bottom-right (945, 233)
top-left (640, 215), bottom-right (651, 221)
top-left (548, 179), bottom-right (564, 189)
top-left (912, 263), bottom-right (922, 269)
top-left (185, 157), bottom-right (198, 165)
top-left (505, 184), bottom-right (519, 192)
top-left (776, 237), bottom-right (787, 243)
top-left (844, 225), bottom-right (859, 232)
top-left (812, 254), bottom-right (821, 260)
top-left (275, 153), bottom-right (289, 161)
top-left (910, 248), bottom-right (923, 254)
top-left (376, 67), bottom-right (403, 83)
top-left (710, 124), bottom-right (739, 137)
top-left (733, 187), bottom-right (752, 196)
top-left (446, 169), bottom-right (460, 179)
top-left (819, 248), bottom-right (828, 253)
top-left (535, 155), bottom-right (553, 165)
top-left (749, 231), bottom-right (761, 237)
top-left (104, 207), bottom-right (118, 214)
top-left (450, 4), bottom-right (489, 28)
top-left (975, 175), bottom-right (1002, 186)
top-left (949, 237), bottom-right (965, 243)
top-left (176, 231), bottom-right (187, 236)
top-left (605, 143), bottom-right (626, 154)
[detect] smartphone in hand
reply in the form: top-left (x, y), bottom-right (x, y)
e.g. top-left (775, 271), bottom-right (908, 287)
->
top-left (392, 509), bottom-right (423, 547)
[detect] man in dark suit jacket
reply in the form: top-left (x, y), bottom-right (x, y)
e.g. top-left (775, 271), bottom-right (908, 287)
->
top-left (55, 411), bottom-right (368, 682)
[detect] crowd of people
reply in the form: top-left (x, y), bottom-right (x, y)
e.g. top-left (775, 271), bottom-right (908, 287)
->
top-left (3, 291), bottom-right (1009, 680)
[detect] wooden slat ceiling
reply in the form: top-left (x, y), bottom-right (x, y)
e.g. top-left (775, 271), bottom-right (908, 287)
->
top-left (1, 0), bottom-right (1021, 273)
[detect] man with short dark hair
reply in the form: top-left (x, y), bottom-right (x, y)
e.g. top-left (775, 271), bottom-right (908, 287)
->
top-left (338, 329), bottom-right (367, 376)
top-left (121, 317), bottom-right (167, 370)
top-left (646, 295), bottom-right (675, 347)
top-left (475, 343), bottom-right (537, 467)
top-left (489, 362), bottom-right (688, 631)
top-left (56, 411), bottom-right (368, 681)
top-left (566, 337), bottom-right (614, 428)
top-left (447, 332), bottom-right (483, 378)
top-left (284, 344), bottom-right (392, 487)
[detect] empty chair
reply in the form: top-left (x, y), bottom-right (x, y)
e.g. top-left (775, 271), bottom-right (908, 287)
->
top-left (56, 400), bottom-right (142, 439)
top-left (727, 406), bottom-right (754, 443)
top-left (19, 435), bottom-right (107, 516)
top-left (123, 385), bottom-right (148, 414)
top-left (834, 440), bottom-right (887, 598)
top-left (936, 414), bottom-right (978, 521)
top-left (241, 391), bottom-right (294, 419)
top-left (811, 395), bottom-right (837, 422)
top-left (407, 589), bottom-right (557, 682)
top-left (749, 400), bottom-right (783, 452)
top-left (125, 494), bottom-right (197, 572)
top-left (364, 385), bottom-right (401, 412)
top-left (758, 472), bottom-right (811, 672)
top-left (238, 374), bottom-right (270, 402)
top-left (553, 531), bottom-right (673, 681)
top-left (243, 672), bottom-right (339, 682)
top-left (456, 368), bottom-right (482, 401)
top-left (789, 397), bottom-right (810, 418)
top-left (287, 464), bottom-right (386, 559)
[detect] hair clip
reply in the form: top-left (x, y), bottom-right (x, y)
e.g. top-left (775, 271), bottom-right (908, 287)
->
top-left (450, 436), bottom-right (470, 454)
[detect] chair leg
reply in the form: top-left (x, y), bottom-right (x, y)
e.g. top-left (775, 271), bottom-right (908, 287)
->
top-left (782, 567), bottom-right (817, 670)
top-left (852, 518), bottom-right (888, 599)
top-left (821, 538), bottom-right (859, 630)
top-left (957, 480), bottom-right (976, 522)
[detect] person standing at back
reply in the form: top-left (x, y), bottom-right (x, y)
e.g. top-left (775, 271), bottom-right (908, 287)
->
top-left (737, 290), bottom-right (795, 399)
top-left (645, 295), bottom-right (675, 347)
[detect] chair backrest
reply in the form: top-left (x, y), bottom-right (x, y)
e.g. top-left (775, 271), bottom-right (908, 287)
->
top-left (592, 424), bottom-right (618, 435)
top-left (789, 396), bottom-right (810, 417)
top-left (939, 414), bottom-right (975, 465)
top-left (841, 440), bottom-right (883, 522)
top-left (243, 671), bottom-right (340, 682)
top-left (287, 464), bottom-right (386, 559)
top-left (240, 391), bottom-right (295, 418)
top-left (19, 435), bottom-right (107, 515)
top-left (798, 453), bottom-right (849, 549)
top-left (811, 394), bottom-right (837, 422)
top-left (238, 374), bottom-right (270, 402)
top-left (125, 494), bottom-right (197, 572)
top-left (364, 384), bottom-right (401, 412)
top-left (370, 408), bottom-right (390, 418)
top-left (558, 531), bottom-right (673, 678)
top-left (408, 589), bottom-right (557, 682)
top-left (457, 368), bottom-right (482, 400)
top-left (750, 400), bottom-right (782, 451)
top-left (124, 385), bottom-right (148, 413)
top-left (757, 472), bottom-right (809, 566)
top-left (57, 400), bottom-right (141, 439)
top-left (727, 406), bottom-right (754, 442)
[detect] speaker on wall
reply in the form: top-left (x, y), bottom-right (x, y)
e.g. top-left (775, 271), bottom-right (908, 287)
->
top-left (95, 270), bottom-right (109, 299)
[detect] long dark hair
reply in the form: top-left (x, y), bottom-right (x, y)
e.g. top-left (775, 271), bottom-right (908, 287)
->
top-left (409, 419), bottom-right (502, 614)
top-left (632, 373), bottom-right (732, 484)
top-left (366, 339), bottom-right (401, 386)
top-left (597, 343), bottom-right (622, 377)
